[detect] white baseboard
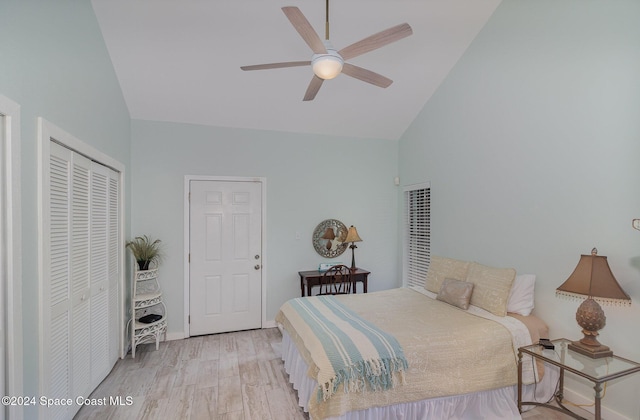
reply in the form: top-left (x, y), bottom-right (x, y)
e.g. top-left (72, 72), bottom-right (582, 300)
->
top-left (563, 388), bottom-right (628, 420)
top-left (165, 331), bottom-right (187, 341)
top-left (165, 321), bottom-right (277, 342)
top-left (263, 319), bottom-right (277, 329)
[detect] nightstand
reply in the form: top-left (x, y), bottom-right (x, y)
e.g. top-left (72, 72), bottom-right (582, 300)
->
top-left (518, 338), bottom-right (640, 420)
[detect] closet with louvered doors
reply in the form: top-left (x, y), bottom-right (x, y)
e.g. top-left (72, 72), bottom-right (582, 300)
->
top-left (42, 140), bottom-right (120, 420)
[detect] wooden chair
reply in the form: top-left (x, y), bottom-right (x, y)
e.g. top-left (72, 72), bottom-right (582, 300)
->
top-left (318, 265), bottom-right (353, 295)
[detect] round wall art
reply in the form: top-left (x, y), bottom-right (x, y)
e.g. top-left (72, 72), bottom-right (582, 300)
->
top-left (312, 219), bottom-right (348, 258)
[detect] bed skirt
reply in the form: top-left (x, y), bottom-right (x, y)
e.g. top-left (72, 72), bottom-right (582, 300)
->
top-left (281, 330), bottom-right (559, 420)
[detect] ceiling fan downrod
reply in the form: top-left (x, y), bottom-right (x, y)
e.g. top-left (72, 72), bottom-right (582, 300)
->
top-left (325, 0), bottom-right (330, 40)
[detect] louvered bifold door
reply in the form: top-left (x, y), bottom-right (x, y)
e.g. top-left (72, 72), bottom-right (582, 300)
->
top-left (46, 142), bottom-right (73, 420)
top-left (107, 169), bottom-right (120, 364)
top-left (404, 185), bottom-right (431, 289)
top-left (70, 152), bottom-right (92, 408)
top-left (89, 162), bottom-right (111, 387)
top-left (43, 135), bottom-right (122, 420)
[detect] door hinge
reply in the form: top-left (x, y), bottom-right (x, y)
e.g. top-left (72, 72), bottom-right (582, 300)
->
top-left (188, 253), bottom-right (190, 263)
top-left (188, 315), bottom-right (190, 324)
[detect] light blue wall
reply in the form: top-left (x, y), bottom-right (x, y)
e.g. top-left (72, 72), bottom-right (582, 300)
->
top-left (0, 1), bottom-right (131, 416)
top-left (130, 120), bottom-right (399, 333)
top-left (4, 0), bottom-right (639, 417)
top-left (399, 0), bottom-right (640, 417)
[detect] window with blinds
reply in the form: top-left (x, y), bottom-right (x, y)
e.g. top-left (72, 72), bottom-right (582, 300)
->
top-left (403, 183), bottom-right (431, 288)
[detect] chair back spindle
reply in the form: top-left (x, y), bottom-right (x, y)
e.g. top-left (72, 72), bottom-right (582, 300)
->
top-left (319, 265), bottom-right (352, 295)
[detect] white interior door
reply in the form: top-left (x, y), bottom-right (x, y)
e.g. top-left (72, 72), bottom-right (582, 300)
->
top-left (189, 180), bottom-right (262, 336)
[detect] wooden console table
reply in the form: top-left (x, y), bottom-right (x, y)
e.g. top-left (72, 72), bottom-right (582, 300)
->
top-left (298, 268), bottom-right (370, 297)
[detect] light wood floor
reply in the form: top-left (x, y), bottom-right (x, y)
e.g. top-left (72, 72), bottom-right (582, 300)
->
top-left (74, 328), bottom-right (593, 420)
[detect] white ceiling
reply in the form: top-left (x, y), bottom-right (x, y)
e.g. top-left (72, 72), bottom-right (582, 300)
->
top-left (91, 0), bottom-right (501, 141)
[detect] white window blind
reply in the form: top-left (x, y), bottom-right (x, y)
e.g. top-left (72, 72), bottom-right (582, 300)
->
top-left (403, 183), bottom-right (431, 288)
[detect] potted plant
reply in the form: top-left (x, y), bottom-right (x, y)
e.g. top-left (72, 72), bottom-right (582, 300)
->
top-left (126, 235), bottom-right (163, 271)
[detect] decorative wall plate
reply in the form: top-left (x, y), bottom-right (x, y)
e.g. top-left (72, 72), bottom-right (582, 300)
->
top-left (312, 219), bottom-right (348, 258)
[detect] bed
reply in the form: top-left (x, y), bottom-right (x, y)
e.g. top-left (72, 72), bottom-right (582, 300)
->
top-left (275, 256), bottom-right (559, 420)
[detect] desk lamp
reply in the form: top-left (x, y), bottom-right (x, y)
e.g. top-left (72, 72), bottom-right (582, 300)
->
top-left (344, 226), bottom-right (362, 270)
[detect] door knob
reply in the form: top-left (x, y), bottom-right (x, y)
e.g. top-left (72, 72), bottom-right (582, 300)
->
top-left (254, 265), bottom-right (261, 270)
top-left (255, 255), bottom-right (260, 259)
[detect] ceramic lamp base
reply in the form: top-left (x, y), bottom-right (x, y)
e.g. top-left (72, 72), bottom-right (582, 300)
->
top-left (570, 297), bottom-right (612, 358)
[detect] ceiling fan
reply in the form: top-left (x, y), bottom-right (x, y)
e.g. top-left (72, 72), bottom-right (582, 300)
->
top-left (240, 1), bottom-right (413, 101)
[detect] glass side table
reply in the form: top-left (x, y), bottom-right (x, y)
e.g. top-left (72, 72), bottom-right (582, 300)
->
top-left (518, 338), bottom-right (640, 420)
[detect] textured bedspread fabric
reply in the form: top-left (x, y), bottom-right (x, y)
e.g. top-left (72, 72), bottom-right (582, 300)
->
top-left (276, 288), bottom-right (530, 420)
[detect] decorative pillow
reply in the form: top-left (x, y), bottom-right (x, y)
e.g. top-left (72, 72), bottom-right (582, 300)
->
top-left (425, 256), bottom-right (471, 294)
top-left (507, 274), bottom-right (536, 316)
top-left (466, 262), bottom-right (516, 317)
top-left (436, 278), bottom-right (474, 310)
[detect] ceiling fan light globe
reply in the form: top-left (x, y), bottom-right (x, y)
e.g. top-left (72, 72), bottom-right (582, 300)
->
top-left (312, 55), bottom-right (343, 80)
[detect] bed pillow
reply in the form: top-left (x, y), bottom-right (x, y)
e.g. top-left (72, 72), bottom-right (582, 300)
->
top-left (466, 262), bottom-right (516, 317)
top-left (425, 256), bottom-right (471, 294)
top-left (507, 274), bottom-right (536, 316)
top-left (436, 278), bottom-right (474, 310)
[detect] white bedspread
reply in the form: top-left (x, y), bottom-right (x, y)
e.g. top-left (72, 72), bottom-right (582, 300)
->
top-left (281, 330), bottom-right (559, 420)
top-left (409, 286), bottom-right (538, 384)
top-left (276, 288), bottom-right (545, 419)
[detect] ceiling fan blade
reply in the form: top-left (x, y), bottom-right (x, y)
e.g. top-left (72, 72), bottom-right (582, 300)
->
top-left (303, 76), bottom-right (324, 101)
top-left (341, 63), bottom-right (392, 88)
top-left (338, 23), bottom-right (412, 61)
top-left (241, 61), bottom-right (311, 71)
top-left (282, 7), bottom-right (327, 55)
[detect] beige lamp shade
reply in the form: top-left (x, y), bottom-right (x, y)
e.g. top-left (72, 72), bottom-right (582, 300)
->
top-left (344, 226), bottom-right (362, 243)
top-left (556, 249), bottom-right (631, 306)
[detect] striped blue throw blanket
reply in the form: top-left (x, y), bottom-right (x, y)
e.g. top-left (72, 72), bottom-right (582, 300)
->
top-left (277, 295), bottom-right (408, 402)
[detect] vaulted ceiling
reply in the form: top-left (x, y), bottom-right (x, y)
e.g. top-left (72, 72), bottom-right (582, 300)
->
top-left (91, 0), bottom-right (501, 140)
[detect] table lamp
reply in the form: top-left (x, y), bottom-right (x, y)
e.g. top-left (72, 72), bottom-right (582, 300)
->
top-left (556, 248), bottom-right (631, 358)
top-left (344, 225), bottom-right (362, 270)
